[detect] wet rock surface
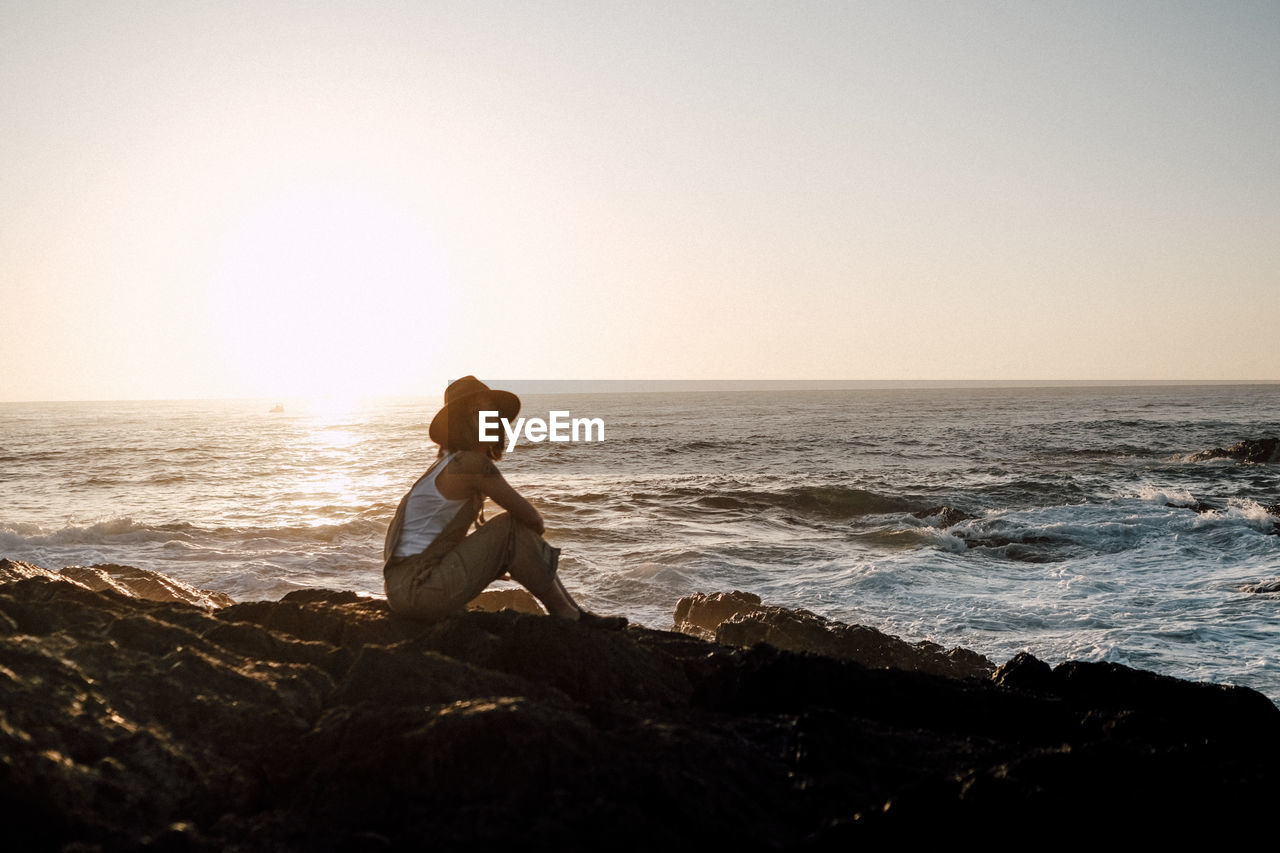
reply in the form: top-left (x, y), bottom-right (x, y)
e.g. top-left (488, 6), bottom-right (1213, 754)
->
top-left (1189, 436), bottom-right (1280, 464)
top-left (2, 571), bottom-right (1278, 849)
top-left (673, 591), bottom-right (994, 679)
top-left (1161, 499), bottom-right (1280, 534)
top-left (910, 505), bottom-right (975, 528)
top-left (1164, 499), bottom-right (1222, 513)
top-left (0, 558), bottom-right (233, 608)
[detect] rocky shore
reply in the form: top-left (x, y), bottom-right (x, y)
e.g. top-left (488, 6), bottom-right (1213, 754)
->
top-left (2, 558), bottom-right (1277, 850)
top-left (1189, 436), bottom-right (1280, 464)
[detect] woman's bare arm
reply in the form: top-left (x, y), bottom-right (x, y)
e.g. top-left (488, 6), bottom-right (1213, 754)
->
top-left (436, 451), bottom-right (545, 534)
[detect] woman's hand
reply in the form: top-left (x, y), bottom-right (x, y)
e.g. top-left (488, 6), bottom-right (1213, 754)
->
top-left (438, 451), bottom-right (545, 534)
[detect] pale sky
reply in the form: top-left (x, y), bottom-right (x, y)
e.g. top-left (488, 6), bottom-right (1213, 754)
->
top-left (2, 1), bottom-right (1277, 401)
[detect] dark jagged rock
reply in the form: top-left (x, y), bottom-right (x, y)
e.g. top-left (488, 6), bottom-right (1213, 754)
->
top-left (0, 557), bottom-right (64, 584)
top-left (1162, 498), bottom-right (1280, 534)
top-left (992, 650), bottom-right (1055, 690)
top-left (910, 505), bottom-right (975, 528)
top-left (1165, 499), bottom-right (1222, 514)
top-left (0, 557), bottom-right (233, 608)
top-left (673, 591), bottom-right (994, 679)
top-left (672, 589), bottom-right (767, 641)
top-left (2, 571), bottom-right (1278, 849)
top-left (1189, 437), bottom-right (1280, 464)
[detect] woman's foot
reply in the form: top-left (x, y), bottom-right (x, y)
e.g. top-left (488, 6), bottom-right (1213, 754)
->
top-left (575, 608), bottom-right (628, 630)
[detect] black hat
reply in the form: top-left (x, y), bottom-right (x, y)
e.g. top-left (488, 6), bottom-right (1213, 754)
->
top-left (428, 376), bottom-right (521, 447)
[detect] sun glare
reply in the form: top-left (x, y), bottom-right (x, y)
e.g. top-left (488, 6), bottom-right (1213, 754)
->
top-left (205, 183), bottom-right (454, 399)
top-left (300, 394), bottom-right (368, 421)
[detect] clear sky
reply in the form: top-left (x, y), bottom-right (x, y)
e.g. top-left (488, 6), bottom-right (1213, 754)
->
top-left (2, 1), bottom-right (1277, 401)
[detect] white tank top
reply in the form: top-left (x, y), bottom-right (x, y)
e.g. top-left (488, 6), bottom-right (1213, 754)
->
top-left (393, 452), bottom-right (466, 558)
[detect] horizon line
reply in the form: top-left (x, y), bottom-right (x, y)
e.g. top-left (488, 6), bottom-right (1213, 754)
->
top-left (4, 378), bottom-right (1279, 405)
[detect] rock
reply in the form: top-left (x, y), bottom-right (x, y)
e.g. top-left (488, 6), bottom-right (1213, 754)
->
top-left (911, 505), bottom-right (975, 528)
top-left (992, 651), bottom-right (1055, 690)
top-left (1162, 499), bottom-right (1280, 535)
top-left (59, 563), bottom-right (235, 608)
top-left (465, 587), bottom-right (545, 615)
top-left (674, 591), bottom-right (994, 679)
top-left (0, 558), bottom-right (233, 608)
top-left (1165, 500), bottom-right (1222, 514)
top-left (672, 590), bottom-right (765, 640)
top-left (1189, 437), bottom-right (1280, 464)
top-left (0, 557), bottom-right (71, 585)
top-left (1166, 501), bottom-right (1278, 536)
top-left (1, 569), bottom-right (1278, 846)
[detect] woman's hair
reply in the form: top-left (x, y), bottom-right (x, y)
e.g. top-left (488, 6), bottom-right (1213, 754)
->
top-left (436, 404), bottom-right (505, 461)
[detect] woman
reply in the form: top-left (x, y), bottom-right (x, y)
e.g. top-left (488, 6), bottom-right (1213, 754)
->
top-left (383, 376), bottom-right (624, 628)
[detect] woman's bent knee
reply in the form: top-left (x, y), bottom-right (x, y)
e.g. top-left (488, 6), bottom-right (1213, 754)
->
top-left (484, 511), bottom-right (533, 532)
top-left (482, 511), bottom-right (542, 537)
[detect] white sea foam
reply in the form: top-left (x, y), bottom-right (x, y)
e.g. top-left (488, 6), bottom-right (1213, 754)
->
top-left (1135, 485), bottom-right (1197, 504)
top-left (0, 517), bottom-right (187, 547)
top-left (1217, 498), bottom-right (1278, 532)
top-left (913, 526), bottom-right (968, 554)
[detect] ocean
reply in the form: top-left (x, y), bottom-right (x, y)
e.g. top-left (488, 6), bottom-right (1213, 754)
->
top-left (2, 384), bottom-right (1278, 700)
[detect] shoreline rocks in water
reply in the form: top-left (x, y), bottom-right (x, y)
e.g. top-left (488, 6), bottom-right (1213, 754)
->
top-left (0, 558), bottom-right (235, 608)
top-left (909, 505), bottom-right (975, 528)
top-left (2, 561), bottom-right (1278, 849)
top-left (673, 591), bottom-right (994, 679)
top-left (1160, 499), bottom-right (1280, 535)
top-left (1189, 436), bottom-right (1280, 464)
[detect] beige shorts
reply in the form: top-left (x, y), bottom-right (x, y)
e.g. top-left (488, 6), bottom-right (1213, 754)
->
top-left (384, 513), bottom-right (560, 621)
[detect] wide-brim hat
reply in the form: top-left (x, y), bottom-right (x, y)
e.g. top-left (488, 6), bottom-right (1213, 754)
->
top-left (428, 376), bottom-right (521, 447)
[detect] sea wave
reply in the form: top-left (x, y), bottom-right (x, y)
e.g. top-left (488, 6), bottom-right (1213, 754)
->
top-left (857, 526), bottom-right (968, 553)
top-left (1196, 498), bottom-right (1280, 533)
top-left (686, 485), bottom-right (916, 518)
top-left (0, 515), bottom-right (386, 551)
top-left (1135, 485), bottom-right (1197, 504)
top-left (0, 517), bottom-right (196, 547)
top-left (553, 483), bottom-right (921, 521)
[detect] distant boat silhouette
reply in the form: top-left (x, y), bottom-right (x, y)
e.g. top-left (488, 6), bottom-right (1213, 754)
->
top-left (269, 403), bottom-right (285, 413)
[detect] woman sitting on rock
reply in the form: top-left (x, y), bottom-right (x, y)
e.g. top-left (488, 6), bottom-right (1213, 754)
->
top-left (383, 376), bottom-right (624, 628)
